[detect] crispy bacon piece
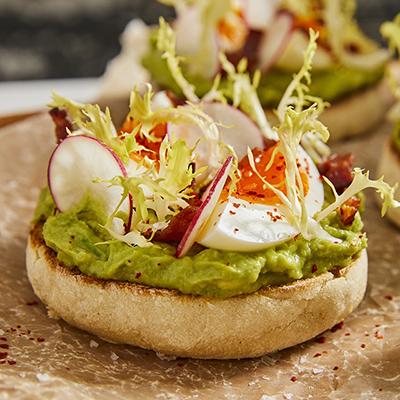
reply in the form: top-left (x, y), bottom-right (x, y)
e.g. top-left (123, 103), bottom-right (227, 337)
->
top-left (318, 153), bottom-right (354, 194)
top-left (153, 204), bottom-right (200, 243)
top-left (49, 108), bottom-right (73, 144)
top-left (339, 197), bottom-right (361, 226)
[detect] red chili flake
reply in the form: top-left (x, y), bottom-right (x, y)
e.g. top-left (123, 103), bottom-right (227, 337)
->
top-left (361, 344), bottom-right (366, 349)
top-left (10, 328), bottom-right (16, 332)
top-left (384, 295), bottom-right (393, 301)
top-left (331, 321), bottom-right (344, 333)
top-left (374, 331), bottom-right (384, 340)
top-left (313, 353), bottom-right (322, 358)
top-left (229, 211), bottom-right (236, 215)
top-left (365, 333), bottom-right (370, 337)
top-left (7, 360), bottom-right (16, 365)
top-left (333, 366), bottom-right (339, 371)
top-left (234, 228), bottom-right (239, 233)
top-left (0, 344), bottom-right (9, 349)
top-left (0, 352), bottom-right (7, 359)
top-left (0, 337), bottom-right (7, 341)
top-left (315, 336), bottom-right (326, 344)
top-left (233, 203), bottom-right (240, 208)
top-left (37, 337), bottom-right (45, 343)
top-left (311, 264), bottom-right (318, 273)
top-left (375, 324), bottom-right (381, 328)
top-left (135, 272), bottom-right (142, 279)
top-left (29, 338), bottom-right (35, 341)
top-left (290, 376), bottom-right (297, 382)
top-left (0, 360), bottom-right (5, 364)
top-left (16, 325), bottom-right (21, 329)
top-left (345, 333), bottom-right (351, 336)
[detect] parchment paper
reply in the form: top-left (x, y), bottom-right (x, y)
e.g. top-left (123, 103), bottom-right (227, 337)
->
top-left (0, 114), bottom-right (399, 400)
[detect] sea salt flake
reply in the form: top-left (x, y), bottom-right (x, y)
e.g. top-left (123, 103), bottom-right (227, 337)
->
top-left (89, 340), bottom-right (99, 348)
top-left (36, 373), bottom-right (50, 382)
top-left (0, 329), bottom-right (4, 335)
top-left (110, 352), bottom-right (119, 361)
top-left (312, 368), bottom-right (324, 375)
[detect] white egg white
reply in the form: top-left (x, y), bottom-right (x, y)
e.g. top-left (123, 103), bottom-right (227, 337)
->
top-left (197, 148), bottom-right (324, 252)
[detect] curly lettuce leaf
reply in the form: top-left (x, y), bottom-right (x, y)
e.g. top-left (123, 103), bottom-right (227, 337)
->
top-left (157, 18), bottom-right (199, 102)
top-left (49, 92), bottom-right (143, 164)
top-left (317, 169), bottom-right (400, 222)
top-left (219, 54), bottom-right (275, 140)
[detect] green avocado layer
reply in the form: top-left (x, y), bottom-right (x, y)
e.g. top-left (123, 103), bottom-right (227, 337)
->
top-left (141, 43), bottom-right (384, 108)
top-left (34, 188), bottom-right (366, 298)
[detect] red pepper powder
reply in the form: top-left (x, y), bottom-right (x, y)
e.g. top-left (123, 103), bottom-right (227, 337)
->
top-left (311, 264), bottom-right (318, 273)
top-left (330, 321), bottom-right (344, 332)
top-left (315, 336), bottom-right (326, 344)
top-left (313, 353), bottom-right (322, 358)
top-left (0, 352), bottom-right (7, 359)
top-left (0, 344), bottom-right (9, 349)
top-left (290, 376), bottom-right (297, 382)
top-left (384, 295), bottom-right (393, 301)
top-left (37, 337), bottom-right (45, 343)
top-left (361, 344), bottom-right (366, 349)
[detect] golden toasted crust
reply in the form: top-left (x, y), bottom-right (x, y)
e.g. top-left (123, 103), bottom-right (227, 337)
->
top-left (378, 137), bottom-right (400, 227)
top-left (26, 225), bottom-right (368, 359)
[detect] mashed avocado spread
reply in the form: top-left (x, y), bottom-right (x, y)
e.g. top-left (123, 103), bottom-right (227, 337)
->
top-left (34, 188), bottom-right (366, 298)
top-left (141, 43), bottom-right (384, 108)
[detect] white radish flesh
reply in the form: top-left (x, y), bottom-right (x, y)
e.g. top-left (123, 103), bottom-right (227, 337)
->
top-left (48, 135), bottom-right (131, 228)
top-left (258, 12), bottom-right (294, 72)
top-left (243, 0), bottom-right (280, 31)
top-left (176, 156), bottom-right (233, 257)
top-left (167, 103), bottom-right (264, 180)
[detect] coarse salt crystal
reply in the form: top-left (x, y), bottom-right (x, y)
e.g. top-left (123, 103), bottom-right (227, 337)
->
top-left (36, 373), bottom-right (50, 382)
top-left (0, 329), bottom-right (4, 335)
top-left (312, 368), bottom-right (324, 375)
top-left (110, 352), bottom-right (119, 361)
top-left (283, 393), bottom-right (294, 400)
top-left (89, 340), bottom-right (99, 348)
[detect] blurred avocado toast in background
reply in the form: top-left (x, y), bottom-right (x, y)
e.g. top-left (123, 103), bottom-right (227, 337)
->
top-left (101, 0), bottom-right (399, 140)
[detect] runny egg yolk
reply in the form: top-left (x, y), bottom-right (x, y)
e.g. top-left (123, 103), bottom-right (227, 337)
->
top-left (119, 117), bottom-right (167, 162)
top-left (228, 145), bottom-right (310, 206)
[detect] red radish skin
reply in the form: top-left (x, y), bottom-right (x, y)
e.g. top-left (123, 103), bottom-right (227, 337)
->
top-left (258, 11), bottom-right (294, 72)
top-left (176, 156), bottom-right (233, 257)
top-left (47, 135), bottom-right (132, 233)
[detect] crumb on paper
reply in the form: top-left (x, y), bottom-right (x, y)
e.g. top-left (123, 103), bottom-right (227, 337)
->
top-left (110, 352), bottom-right (119, 361)
top-left (156, 352), bottom-right (177, 361)
top-left (36, 373), bottom-right (50, 382)
top-left (89, 340), bottom-right (99, 348)
top-left (312, 368), bottom-right (324, 375)
top-left (283, 394), bottom-right (294, 400)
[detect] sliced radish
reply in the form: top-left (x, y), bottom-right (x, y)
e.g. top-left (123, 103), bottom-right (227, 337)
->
top-left (258, 11), bottom-right (294, 72)
top-left (203, 102), bottom-right (264, 158)
top-left (243, 0), bottom-right (280, 31)
top-left (340, 48), bottom-right (390, 71)
top-left (275, 30), bottom-right (334, 71)
top-left (174, 5), bottom-right (219, 78)
top-left (48, 135), bottom-right (132, 232)
top-left (176, 156), bottom-right (233, 257)
top-left (167, 103), bottom-right (264, 179)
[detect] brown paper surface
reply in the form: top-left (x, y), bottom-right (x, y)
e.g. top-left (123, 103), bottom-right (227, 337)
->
top-left (0, 114), bottom-right (399, 400)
